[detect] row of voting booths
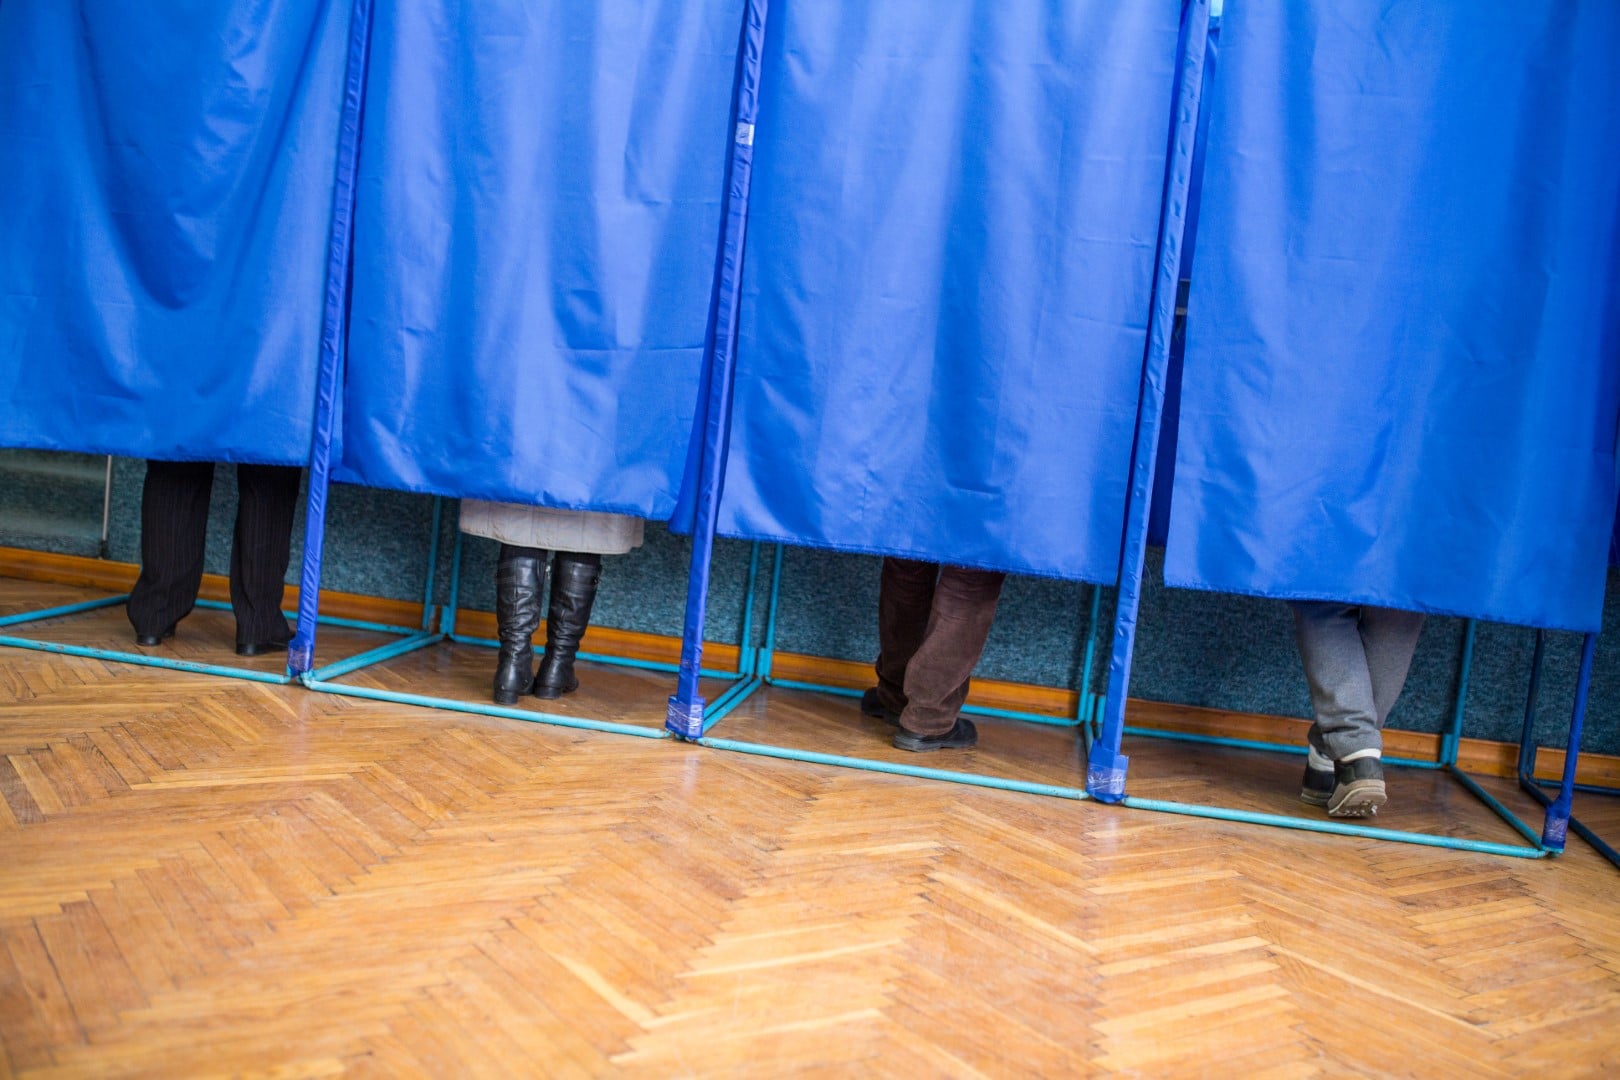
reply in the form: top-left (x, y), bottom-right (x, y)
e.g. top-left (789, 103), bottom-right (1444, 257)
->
top-left (2, 0), bottom-right (1617, 860)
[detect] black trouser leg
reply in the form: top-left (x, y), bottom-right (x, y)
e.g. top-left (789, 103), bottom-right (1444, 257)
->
top-left (230, 464), bottom-right (302, 647)
top-left (534, 552), bottom-right (602, 698)
top-left (127, 460), bottom-right (214, 639)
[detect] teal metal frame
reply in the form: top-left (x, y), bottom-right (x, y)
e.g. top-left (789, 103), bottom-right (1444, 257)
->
top-left (1101, 619), bottom-right (1555, 859)
top-left (686, 543), bottom-right (1096, 801)
top-left (1514, 630), bottom-right (1615, 867)
top-left (298, 527), bottom-right (767, 740)
top-left (0, 498), bottom-right (446, 687)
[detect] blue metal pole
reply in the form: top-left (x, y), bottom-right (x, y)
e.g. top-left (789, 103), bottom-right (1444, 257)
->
top-left (288, 0), bottom-right (375, 675)
top-left (196, 599), bottom-right (420, 636)
top-left (441, 524), bottom-right (464, 638)
top-left (756, 679), bottom-right (1076, 728)
top-left (1120, 796), bottom-right (1545, 859)
top-left (1510, 770), bottom-right (1620, 867)
top-left (420, 496), bottom-right (443, 631)
top-left (1566, 815), bottom-right (1620, 867)
top-left (668, 0), bottom-right (770, 739)
top-left (1119, 726), bottom-right (1439, 770)
top-left (736, 542), bottom-right (762, 678)
top-left (1541, 632), bottom-right (1598, 851)
top-left (757, 544), bottom-right (784, 680)
top-left (699, 677), bottom-right (764, 734)
top-left (1440, 619), bottom-right (1477, 767)
top-left (699, 736), bottom-right (1088, 800)
top-left (1078, 584), bottom-right (1103, 729)
top-left (1515, 629), bottom-right (1547, 780)
top-left (304, 678), bottom-right (669, 740)
top-left (1090, 0), bottom-right (1212, 801)
top-left (0, 636), bottom-right (292, 685)
top-left (300, 630), bottom-right (442, 683)
top-left (1442, 766), bottom-right (1544, 849)
top-left (0, 594), bottom-right (128, 628)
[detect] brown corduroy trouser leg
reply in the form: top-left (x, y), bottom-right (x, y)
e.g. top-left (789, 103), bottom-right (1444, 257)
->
top-left (874, 557), bottom-right (1006, 737)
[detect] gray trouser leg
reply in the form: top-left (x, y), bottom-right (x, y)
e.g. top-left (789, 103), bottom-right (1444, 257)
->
top-left (1292, 602), bottom-right (1424, 760)
top-left (1359, 605), bottom-right (1426, 728)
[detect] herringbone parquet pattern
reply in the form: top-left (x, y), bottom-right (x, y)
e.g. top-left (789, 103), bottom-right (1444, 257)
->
top-left (3, 578), bottom-right (1620, 1077)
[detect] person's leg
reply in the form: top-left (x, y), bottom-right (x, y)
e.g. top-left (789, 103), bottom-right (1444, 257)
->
top-left (1358, 607), bottom-right (1426, 728)
top-left (493, 545), bottom-right (547, 704)
top-left (1292, 600), bottom-right (1385, 816)
top-left (229, 464), bottom-right (302, 652)
top-left (869, 558), bottom-right (938, 720)
top-left (1293, 601), bottom-right (1381, 757)
top-left (127, 460), bottom-right (214, 642)
top-left (893, 566), bottom-right (1006, 750)
top-left (534, 551), bottom-right (602, 699)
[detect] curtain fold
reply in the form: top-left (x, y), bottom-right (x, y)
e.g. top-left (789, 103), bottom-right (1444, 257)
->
top-left (333, 0), bottom-right (742, 518)
top-left (710, 0), bottom-right (1188, 582)
top-left (0, 0), bottom-right (351, 464)
top-left (1167, 0), bottom-right (1620, 631)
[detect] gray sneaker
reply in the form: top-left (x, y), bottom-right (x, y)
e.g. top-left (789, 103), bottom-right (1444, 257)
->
top-left (1300, 761), bottom-right (1335, 807)
top-left (1327, 757), bottom-right (1386, 818)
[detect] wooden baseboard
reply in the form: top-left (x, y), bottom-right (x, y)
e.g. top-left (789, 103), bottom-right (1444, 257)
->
top-left (452, 609), bottom-right (743, 673)
top-left (0, 547), bottom-right (422, 630)
top-left (5, 545), bottom-right (1615, 786)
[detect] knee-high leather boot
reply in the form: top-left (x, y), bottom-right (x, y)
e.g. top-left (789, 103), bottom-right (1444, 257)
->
top-left (533, 552), bottom-right (601, 699)
top-left (494, 544), bottom-right (546, 705)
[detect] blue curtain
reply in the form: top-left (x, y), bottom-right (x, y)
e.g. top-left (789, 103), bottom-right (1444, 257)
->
top-left (0, 0), bottom-right (352, 464)
top-left (709, 1), bottom-right (1188, 581)
top-left (334, 0), bottom-right (742, 518)
top-left (1167, 1), bottom-right (1620, 632)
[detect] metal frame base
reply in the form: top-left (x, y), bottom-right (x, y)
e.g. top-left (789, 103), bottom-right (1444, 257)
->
top-left (0, 592), bottom-right (421, 687)
top-left (684, 546), bottom-right (1096, 800)
top-left (1095, 622), bottom-right (1553, 859)
top-left (1516, 630), bottom-right (1612, 867)
top-left (295, 531), bottom-right (763, 739)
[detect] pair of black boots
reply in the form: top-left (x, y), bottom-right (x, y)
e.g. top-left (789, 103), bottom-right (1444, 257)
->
top-left (493, 545), bottom-right (602, 706)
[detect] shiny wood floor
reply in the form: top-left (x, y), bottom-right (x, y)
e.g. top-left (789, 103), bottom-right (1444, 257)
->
top-left (3, 577), bottom-right (1620, 1077)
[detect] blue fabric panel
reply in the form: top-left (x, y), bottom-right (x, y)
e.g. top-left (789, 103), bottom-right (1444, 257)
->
top-left (712, 2), bottom-right (1187, 581)
top-left (1168, 1), bottom-right (1620, 632)
top-left (336, 0), bottom-right (741, 518)
top-left (0, 0), bottom-right (351, 464)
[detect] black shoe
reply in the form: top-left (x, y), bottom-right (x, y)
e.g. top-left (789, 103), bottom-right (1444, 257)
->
top-left (135, 626), bottom-right (175, 647)
top-left (893, 717), bottom-right (977, 753)
top-left (235, 640), bottom-right (285, 657)
top-left (534, 553), bottom-right (601, 700)
top-left (1300, 761), bottom-right (1335, 807)
top-left (236, 620), bottom-right (292, 657)
top-left (860, 687), bottom-right (901, 726)
top-left (494, 545), bottom-right (546, 705)
top-left (1327, 757), bottom-right (1387, 818)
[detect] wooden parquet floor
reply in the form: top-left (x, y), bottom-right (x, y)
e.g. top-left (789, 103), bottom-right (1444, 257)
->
top-left (3, 577), bottom-right (1620, 1077)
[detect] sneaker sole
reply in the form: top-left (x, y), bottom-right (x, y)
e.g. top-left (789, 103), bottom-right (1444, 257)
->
top-left (1327, 779), bottom-right (1387, 818)
top-left (1299, 789), bottom-right (1331, 808)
